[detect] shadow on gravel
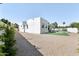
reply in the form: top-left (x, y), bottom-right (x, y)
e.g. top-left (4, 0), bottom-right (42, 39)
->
top-left (15, 32), bottom-right (43, 56)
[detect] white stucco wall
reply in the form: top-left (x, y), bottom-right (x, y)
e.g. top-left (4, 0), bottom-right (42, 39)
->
top-left (19, 25), bottom-right (24, 32)
top-left (26, 18), bottom-right (41, 34)
top-left (19, 17), bottom-right (49, 34)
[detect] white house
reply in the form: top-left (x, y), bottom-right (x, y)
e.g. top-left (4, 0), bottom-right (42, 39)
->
top-left (67, 28), bottom-right (78, 33)
top-left (19, 17), bottom-right (49, 34)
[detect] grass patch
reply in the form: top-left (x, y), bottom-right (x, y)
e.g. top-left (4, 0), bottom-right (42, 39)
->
top-left (48, 31), bottom-right (69, 36)
top-left (76, 48), bottom-right (79, 53)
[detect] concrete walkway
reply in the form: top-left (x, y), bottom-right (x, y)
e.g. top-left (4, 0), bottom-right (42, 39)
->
top-left (15, 31), bottom-right (43, 56)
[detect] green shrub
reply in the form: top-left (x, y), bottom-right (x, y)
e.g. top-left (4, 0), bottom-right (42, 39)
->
top-left (1, 26), bottom-right (16, 56)
top-left (0, 19), bottom-right (16, 56)
top-left (62, 28), bottom-right (67, 31)
top-left (0, 45), bottom-right (5, 56)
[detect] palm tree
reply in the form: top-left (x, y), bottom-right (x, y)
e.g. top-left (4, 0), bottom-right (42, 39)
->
top-left (63, 22), bottom-right (66, 27)
top-left (62, 22), bottom-right (66, 31)
top-left (22, 21), bottom-right (27, 32)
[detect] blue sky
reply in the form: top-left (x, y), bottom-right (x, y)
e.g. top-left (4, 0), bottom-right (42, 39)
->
top-left (0, 3), bottom-right (79, 25)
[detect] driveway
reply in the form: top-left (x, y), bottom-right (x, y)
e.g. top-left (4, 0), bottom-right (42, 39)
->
top-left (15, 31), bottom-right (43, 56)
top-left (20, 32), bottom-right (79, 56)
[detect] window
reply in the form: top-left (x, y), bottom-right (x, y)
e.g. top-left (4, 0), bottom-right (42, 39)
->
top-left (42, 25), bottom-right (44, 28)
top-left (42, 25), bottom-right (48, 28)
top-left (45, 25), bottom-right (47, 28)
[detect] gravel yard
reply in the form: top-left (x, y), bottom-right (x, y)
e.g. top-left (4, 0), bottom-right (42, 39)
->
top-left (15, 32), bottom-right (43, 56)
top-left (19, 32), bottom-right (79, 56)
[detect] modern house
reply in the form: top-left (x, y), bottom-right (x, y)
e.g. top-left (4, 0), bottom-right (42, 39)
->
top-left (19, 17), bottom-right (49, 34)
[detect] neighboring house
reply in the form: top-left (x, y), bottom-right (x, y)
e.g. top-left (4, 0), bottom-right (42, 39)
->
top-left (51, 28), bottom-right (79, 33)
top-left (52, 28), bottom-right (63, 32)
top-left (19, 17), bottom-right (49, 34)
top-left (67, 28), bottom-right (79, 33)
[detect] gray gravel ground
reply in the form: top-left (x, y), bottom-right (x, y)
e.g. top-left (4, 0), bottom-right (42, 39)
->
top-left (20, 32), bottom-right (79, 56)
top-left (15, 31), bottom-right (43, 56)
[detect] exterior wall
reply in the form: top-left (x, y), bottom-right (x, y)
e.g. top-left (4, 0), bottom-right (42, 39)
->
top-left (40, 18), bottom-right (49, 34)
top-left (26, 18), bottom-right (41, 34)
top-left (19, 17), bottom-right (49, 34)
top-left (67, 28), bottom-right (78, 33)
top-left (19, 25), bottom-right (24, 32)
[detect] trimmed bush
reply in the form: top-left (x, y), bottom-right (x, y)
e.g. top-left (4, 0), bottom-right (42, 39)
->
top-left (2, 26), bottom-right (16, 56)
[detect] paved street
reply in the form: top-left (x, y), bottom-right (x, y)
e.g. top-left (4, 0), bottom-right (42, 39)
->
top-left (15, 31), bottom-right (43, 56)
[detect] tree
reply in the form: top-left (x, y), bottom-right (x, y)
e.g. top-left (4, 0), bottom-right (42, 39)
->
top-left (52, 22), bottom-right (58, 28)
top-left (14, 23), bottom-right (19, 31)
top-left (0, 45), bottom-right (5, 56)
top-left (70, 22), bottom-right (79, 29)
top-left (63, 22), bottom-right (65, 25)
top-left (63, 22), bottom-right (66, 27)
top-left (2, 26), bottom-right (16, 56)
top-left (14, 23), bottom-right (19, 28)
top-left (48, 24), bottom-right (52, 32)
top-left (1, 18), bottom-right (11, 26)
top-left (22, 21), bottom-right (27, 32)
top-left (1, 18), bottom-right (8, 24)
top-left (0, 18), bottom-right (16, 56)
top-left (48, 22), bottom-right (58, 32)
